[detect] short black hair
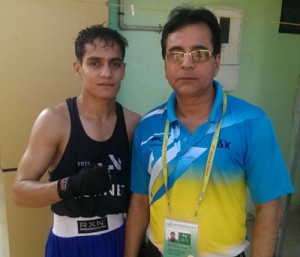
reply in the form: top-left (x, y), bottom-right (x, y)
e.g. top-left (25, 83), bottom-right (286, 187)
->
top-left (161, 7), bottom-right (221, 59)
top-left (75, 24), bottom-right (128, 63)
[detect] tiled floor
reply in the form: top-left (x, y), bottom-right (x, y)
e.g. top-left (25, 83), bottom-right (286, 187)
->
top-left (246, 207), bottom-right (300, 257)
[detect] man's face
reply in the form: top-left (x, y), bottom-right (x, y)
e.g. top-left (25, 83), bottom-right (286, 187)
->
top-left (74, 38), bottom-right (125, 100)
top-left (164, 23), bottom-right (220, 99)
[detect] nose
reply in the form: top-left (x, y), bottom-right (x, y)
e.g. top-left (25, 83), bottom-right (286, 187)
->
top-left (99, 63), bottom-right (112, 78)
top-left (180, 53), bottom-right (195, 68)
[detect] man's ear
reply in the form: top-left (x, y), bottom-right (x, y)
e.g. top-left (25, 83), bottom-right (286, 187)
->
top-left (214, 54), bottom-right (221, 77)
top-left (73, 60), bottom-right (82, 78)
top-left (121, 62), bottom-right (126, 80)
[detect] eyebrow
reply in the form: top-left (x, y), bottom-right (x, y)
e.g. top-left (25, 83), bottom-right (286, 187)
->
top-left (86, 56), bottom-right (123, 62)
top-left (167, 45), bottom-right (209, 52)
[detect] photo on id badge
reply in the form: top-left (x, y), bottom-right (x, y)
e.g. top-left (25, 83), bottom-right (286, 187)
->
top-left (164, 219), bottom-right (197, 257)
top-left (165, 229), bottom-right (194, 257)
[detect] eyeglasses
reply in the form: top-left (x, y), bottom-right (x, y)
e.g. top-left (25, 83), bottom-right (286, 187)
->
top-left (165, 50), bottom-right (214, 64)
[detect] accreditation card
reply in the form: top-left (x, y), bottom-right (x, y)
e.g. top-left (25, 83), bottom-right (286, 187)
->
top-left (164, 218), bottom-right (198, 257)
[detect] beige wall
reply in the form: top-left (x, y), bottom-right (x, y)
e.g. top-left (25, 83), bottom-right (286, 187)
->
top-left (0, 0), bottom-right (108, 256)
top-left (0, 173), bottom-right (9, 257)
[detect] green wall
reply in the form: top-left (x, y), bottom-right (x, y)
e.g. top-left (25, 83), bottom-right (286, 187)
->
top-left (109, 0), bottom-right (300, 208)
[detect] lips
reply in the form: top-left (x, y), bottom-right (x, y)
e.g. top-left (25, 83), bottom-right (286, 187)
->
top-left (178, 77), bottom-right (196, 81)
top-left (97, 83), bottom-right (114, 87)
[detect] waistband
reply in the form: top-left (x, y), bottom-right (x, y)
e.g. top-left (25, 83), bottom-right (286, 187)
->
top-left (52, 213), bottom-right (125, 238)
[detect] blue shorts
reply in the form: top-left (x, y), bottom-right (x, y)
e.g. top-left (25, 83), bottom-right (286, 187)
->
top-left (45, 223), bottom-right (125, 257)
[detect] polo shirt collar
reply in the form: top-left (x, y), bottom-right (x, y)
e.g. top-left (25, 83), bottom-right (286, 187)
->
top-left (166, 80), bottom-right (224, 124)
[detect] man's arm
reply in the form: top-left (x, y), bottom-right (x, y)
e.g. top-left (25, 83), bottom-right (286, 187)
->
top-left (251, 198), bottom-right (282, 257)
top-left (125, 193), bottom-right (149, 257)
top-left (13, 106), bottom-right (68, 207)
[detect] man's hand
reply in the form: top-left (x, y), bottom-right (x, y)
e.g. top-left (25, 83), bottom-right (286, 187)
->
top-left (57, 164), bottom-right (111, 199)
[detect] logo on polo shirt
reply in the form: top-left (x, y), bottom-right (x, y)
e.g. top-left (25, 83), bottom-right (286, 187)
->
top-left (217, 139), bottom-right (231, 149)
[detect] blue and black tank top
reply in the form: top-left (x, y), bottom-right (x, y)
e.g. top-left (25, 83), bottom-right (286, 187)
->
top-left (49, 97), bottom-right (131, 217)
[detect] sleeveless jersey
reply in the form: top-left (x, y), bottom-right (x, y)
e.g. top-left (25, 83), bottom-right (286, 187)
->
top-left (50, 97), bottom-right (131, 217)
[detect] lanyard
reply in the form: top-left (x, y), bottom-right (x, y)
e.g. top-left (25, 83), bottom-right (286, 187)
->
top-left (162, 93), bottom-right (227, 217)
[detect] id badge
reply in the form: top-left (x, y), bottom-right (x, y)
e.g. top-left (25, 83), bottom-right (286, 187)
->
top-left (164, 218), bottom-right (198, 257)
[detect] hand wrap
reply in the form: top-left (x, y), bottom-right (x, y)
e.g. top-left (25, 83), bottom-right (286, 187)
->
top-left (57, 164), bottom-right (111, 200)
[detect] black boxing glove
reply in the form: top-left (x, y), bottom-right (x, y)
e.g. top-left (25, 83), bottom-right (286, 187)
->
top-left (57, 164), bottom-right (111, 200)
